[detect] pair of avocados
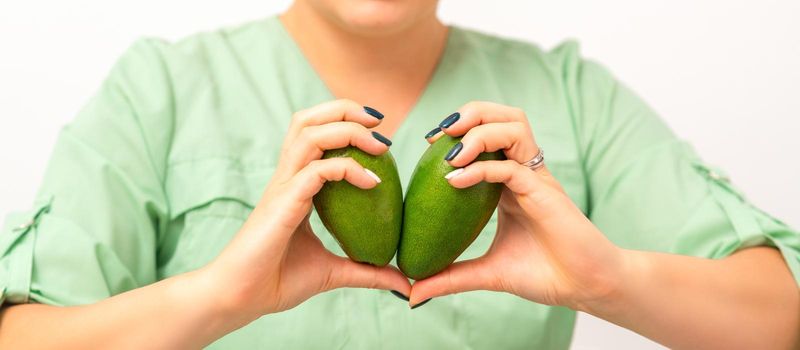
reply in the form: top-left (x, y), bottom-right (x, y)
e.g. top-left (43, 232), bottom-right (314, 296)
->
top-left (312, 135), bottom-right (504, 280)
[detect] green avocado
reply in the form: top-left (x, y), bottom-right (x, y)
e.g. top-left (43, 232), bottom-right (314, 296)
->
top-left (398, 135), bottom-right (506, 280)
top-left (312, 146), bottom-right (403, 266)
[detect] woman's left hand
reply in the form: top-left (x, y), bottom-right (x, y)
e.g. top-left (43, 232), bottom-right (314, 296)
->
top-left (410, 101), bottom-right (627, 311)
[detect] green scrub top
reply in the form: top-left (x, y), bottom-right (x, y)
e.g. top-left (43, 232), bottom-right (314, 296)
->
top-left (2, 16), bottom-right (799, 349)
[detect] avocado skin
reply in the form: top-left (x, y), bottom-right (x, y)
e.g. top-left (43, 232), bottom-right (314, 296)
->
top-left (398, 135), bottom-right (506, 280)
top-left (313, 146), bottom-right (403, 266)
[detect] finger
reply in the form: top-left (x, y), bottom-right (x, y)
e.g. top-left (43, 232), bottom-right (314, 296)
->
top-left (289, 157), bottom-right (381, 201)
top-left (286, 99), bottom-right (383, 145)
top-left (446, 159), bottom-right (540, 193)
top-left (445, 160), bottom-right (569, 218)
top-left (326, 257), bottom-right (413, 297)
top-left (409, 257), bottom-right (499, 305)
top-left (424, 126), bottom-right (443, 144)
top-left (446, 122), bottom-right (538, 167)
top-left (438, 101), bottom-right (530, 137)
top-left (283, 122), bottom-right (391, 175)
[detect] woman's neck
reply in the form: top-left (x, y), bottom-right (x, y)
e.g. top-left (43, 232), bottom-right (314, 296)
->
top-left (280, 3), bottom-right (448, 136)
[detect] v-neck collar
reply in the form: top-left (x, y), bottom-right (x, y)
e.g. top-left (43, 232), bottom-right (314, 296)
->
top-left (268, 15), bottom-right (460, 135)
top-left (265, 15), bottom-right (466, 186)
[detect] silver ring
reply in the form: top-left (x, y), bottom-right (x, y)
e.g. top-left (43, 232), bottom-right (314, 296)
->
top-left (521, 148), bottom-right (544, 170)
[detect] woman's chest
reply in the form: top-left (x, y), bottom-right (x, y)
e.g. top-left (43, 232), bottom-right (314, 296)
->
top-left (153, 49), bottom-right (589, 346)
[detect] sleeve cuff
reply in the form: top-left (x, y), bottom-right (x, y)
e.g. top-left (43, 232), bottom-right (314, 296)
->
top-left (0, 196), bottom-right (53, 306)
top-left (694, 162), bottom-right (800, 286)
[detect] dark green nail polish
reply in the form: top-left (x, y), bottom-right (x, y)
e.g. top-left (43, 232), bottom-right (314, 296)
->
top-left (390, 290), bottom-right (409, 302)
top-left (424, 127), bottom-right (441, 139)
top-left (364, 106), bottom-right (384, 120)
top-left (372, 131), bottom-right (392, 146)
top-left (439, 112), bottom-right (460, 128)
top-left (444, 142), bottom-right (463, 161)
top-left (411, 298), bottom-right (432, 309)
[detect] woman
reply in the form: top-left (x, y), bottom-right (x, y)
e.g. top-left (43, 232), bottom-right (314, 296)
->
top-left (0, 0), bottom-right (798, 348)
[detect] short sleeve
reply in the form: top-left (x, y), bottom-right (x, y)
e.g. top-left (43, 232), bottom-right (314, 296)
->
top-left (559, 44), bottom-right (800, 285)
top-left (0, 39), bottom-right (174, 306)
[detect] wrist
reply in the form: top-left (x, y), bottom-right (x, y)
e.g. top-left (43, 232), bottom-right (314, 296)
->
top-left (169, 267), bottom-right (260, 341)
top-left (576, 248), bottom-right (651, 318)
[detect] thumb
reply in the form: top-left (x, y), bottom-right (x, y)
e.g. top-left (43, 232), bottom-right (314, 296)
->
top-left (326, 257), bottom-right (412, 297)
top-left (409, 257), bottom-right (500, 305)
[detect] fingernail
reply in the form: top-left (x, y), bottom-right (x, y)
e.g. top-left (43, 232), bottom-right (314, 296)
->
top-left (364, 168), bottom-right (381, 183)
top-left (424, 127), bottom-right (441, 139)
top-left (364, 106), bottom-right (384, 120)
top-left (411, 298), bottom-right (432, 309)
top-left (371, 131), bottom-right (392, 146)
top-left (438, 112), bottom-right (460, 128)
top-left (445, 168), bottom-right (464, 180)
top-left (390, 290), bottom-right (409, 302)
top-left (444, 142), bottom-right (463, 161)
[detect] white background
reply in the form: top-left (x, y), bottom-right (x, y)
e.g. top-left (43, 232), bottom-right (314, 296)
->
top-left (1, 1), bottom-right (798, 349)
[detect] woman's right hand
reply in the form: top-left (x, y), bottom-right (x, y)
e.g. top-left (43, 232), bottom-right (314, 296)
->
top-left (202, 99), bottom-right (411, 323)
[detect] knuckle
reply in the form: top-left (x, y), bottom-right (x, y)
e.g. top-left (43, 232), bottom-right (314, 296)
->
top-left (343, 157), bottom-right (361, 168)
top-left (329, 157), bottom-right (353, 171)
top-left (291, 109), bottom-right (309, 123)
top-left (298, 126), bottom-right (320, 145)
top-left (513, 122), bottom-right (529, 137)
top-left (467, 124), bottom-right (486, 135)
top-left (328, 161), bottom-right (349, 181)
top-left (520, 118), bottom-right (534, 132)
top-left (462, 125), bottom-right (488, 142)
top-left (462, 100), bottom-right (482, 113)
top-left (464, 161), bottom-right (484, 174)
top-left (502, 159), bottom-right (520, 170)
top-left (510, 106), bottom-right (526, 119)
top-left (343, 121), bottom-right (367, 133)
top-left (322, 268), bottom-right (338, 291)
top-left (297, 127), bottom-right (311, 141)
top-left (459, 129), bottom-right (477, 143)
top-left (306, 159), bottom-right (324, 171)
top-left (369, 268), bottom-right (380, 289)
top-left (327, 122), bottom-right (363, 141)
top-left (446, 268), bottom-right (456, 293)
top-left (336, 98), bottom-right (358, 108)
